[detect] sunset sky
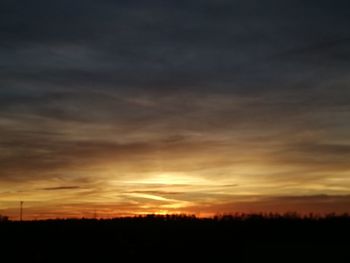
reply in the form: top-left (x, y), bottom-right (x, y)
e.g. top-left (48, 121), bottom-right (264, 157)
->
top-left (1, 0), bottom-right (350, 219)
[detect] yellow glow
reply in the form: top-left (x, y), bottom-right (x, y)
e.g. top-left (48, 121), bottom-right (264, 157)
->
top-left (155, 210), bottom-right (169, 215)
top-left (125, 193), bottom-right (170, 201)
top-left (123, 173), bottom-right (209, 185)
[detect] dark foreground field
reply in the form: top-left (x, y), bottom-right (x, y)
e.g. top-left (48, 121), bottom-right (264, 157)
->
top-left (1, 214), bottom-right (349, 262)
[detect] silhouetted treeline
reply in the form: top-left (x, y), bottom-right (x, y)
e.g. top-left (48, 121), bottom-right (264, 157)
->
top-left (1, 214), bottom-right (349, 262)
top-left (0, 214), bottom-right (9, 222)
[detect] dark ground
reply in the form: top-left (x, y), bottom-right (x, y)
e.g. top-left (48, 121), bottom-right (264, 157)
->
top-left (1, 214), bottom-right (349, 262)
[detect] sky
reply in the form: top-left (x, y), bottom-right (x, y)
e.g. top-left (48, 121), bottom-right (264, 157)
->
top-left (1, 0), bottom-right (350, 219)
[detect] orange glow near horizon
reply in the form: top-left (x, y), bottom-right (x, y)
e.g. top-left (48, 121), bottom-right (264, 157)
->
top-left (1, 162), bottom-right (350, 220)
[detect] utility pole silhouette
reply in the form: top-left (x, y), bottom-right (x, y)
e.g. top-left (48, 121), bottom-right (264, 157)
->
top-left (20, 201), bottom-right (23, 221)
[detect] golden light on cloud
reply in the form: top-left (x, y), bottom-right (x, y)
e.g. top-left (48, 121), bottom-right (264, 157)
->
top-left (123, 172), bottom-right (211, 186)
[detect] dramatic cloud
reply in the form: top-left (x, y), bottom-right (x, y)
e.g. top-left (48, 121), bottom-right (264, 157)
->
top-left (0, 0), bottom-right (349, 219)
